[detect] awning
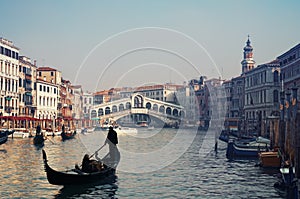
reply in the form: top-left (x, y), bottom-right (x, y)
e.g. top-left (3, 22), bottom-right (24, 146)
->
top-left (0, 116), bottom-right (39, 121)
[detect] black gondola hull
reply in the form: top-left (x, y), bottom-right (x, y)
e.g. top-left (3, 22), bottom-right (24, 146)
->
top-left (42, 150), bottom-right (117, 185)
top-left (61, 131), bottom-right (76, 140)
top-left (0, 135), bottom-right (8, 145)
top-left (33, 135), bottom-right (45, 145)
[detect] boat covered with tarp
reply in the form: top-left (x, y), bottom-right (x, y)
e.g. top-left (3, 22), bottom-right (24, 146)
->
top-left (226, 137), bottom-right (270, 159)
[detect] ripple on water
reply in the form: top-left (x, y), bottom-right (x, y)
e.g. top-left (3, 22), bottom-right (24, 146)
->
top-left (0, 130), bottom-right (285, 198)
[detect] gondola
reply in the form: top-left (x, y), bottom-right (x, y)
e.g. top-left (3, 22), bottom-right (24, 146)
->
top-left (42, 149), bottom-right (120, 185)
top-left (61, 130), bottom-right (76, 140)
top-left (0, 130), bottom-right (8, 145)
top-left (33, 134), bottom-right (45, 145)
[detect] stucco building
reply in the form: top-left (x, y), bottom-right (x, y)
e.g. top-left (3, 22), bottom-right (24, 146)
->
top-left (0, 38), bottom-right (20, 117)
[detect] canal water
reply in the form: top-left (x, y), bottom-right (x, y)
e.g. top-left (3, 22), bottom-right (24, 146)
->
top-left (0, 128), bottom-right (284, 199)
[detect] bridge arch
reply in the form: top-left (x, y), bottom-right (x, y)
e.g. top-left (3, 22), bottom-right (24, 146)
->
top-left (119, 104), bottom-right (124, 111)
top-left (159, 105), bottom-right (165, 113)
top-left (98, 108), bottom-right (103, 116)
top-left (153, 104), bottom-right (158, 111)
top-left (112, 105), bottom-right (118, 113)
top-left (125, 102), bottom-right (131, 109)
top-left (179, 110), bottom-right (185, 118)
top-left (146, 102), bottom-right (151, 109)
top-left (166, 107), bottom-right (172, 115)
top-left (173, 109), bottom-right (179, 116)
top-left (133, 95), bottom-right (143, 108)
top-left (90, 93), bottom-right (184, 124)
top-left (105, 107), bottom-right (111, 114)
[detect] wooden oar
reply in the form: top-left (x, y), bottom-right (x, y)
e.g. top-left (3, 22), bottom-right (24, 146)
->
top-left (47, 137), bottom-right (55, 144)
top-left (89, 144), bottom-right (106, 158)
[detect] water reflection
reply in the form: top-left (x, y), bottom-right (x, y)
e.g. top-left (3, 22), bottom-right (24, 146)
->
top-left (0, 149), bottom-right (7, 153)
top-left (54, 175), bottom-right (118, 199)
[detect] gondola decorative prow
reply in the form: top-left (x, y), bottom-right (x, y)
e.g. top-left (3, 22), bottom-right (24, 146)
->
top-left (42, 149), bottom-right (48, 172)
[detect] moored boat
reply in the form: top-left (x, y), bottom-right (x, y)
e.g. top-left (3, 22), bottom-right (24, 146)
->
top-left (135, 121), bottom-right (148, 128)
top-left (226, 137), bottom-right (270, 159)
top-left (61, 130), bottom-right (76, 140)
top-left (42, 149), bottom-right (119, 185)
top-left (0, 131), bottom-right (8, 145)
top-left (259, 150), bottom-right (281, 168)
top-left (12, 130), bottom-right (30, 138)
top-left (117, 126), bottom-right (138, 135)
top-left (33, 134), bottom-right (45, 145)
top-left (274, 167), bottom-right (298, 198)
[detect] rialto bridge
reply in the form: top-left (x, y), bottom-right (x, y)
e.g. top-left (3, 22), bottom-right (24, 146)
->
top-left (90, 93), bottom-right (185, 125)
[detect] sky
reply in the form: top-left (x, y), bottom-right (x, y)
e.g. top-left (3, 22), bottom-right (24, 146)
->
top-left (1, 0), bottom-right (300, 92)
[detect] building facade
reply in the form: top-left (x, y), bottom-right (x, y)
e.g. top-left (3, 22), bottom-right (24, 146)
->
top-left (134, 84), bottom-right (182, 104)
top-left (18, 56), bottom-right (37, 118)
top-left (71, 85), bottom-right (83, 128)
top-left (278, 43), bottom-right (300, 101)
top-left (36, 79), bottom-right (58, 127)
top-left (60, 79), bottom-right (73, 121)
top-left (0, 38), bottom-right (20, 117)
top-left (244, 61), bottom-right (281, 136)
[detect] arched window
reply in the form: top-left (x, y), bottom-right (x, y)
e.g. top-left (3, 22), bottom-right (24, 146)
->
top-left (134, 95), bottom-right (143, 108)
top-left (273, 70), bottom-right (279, 83)
top-left (146, 102), bottom-right (151, 109)
top-left (91, 110), bottom-right (97, 118)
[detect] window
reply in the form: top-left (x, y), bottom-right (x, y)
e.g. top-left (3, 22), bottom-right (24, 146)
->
top-left (40, 85), bottom-right (42, 91)
top-left (43, 86), bottom-right (46, 92)
top-left (274, 70), bottom-right (279, 83)
top-left (273, 90), bottom-right (279, 103)
top-left (54, 88), bottom-right (56, 94)
top-left (51, 71), bottom-right (54, 76)
top-left (47, 86), bottom-right (49, 93)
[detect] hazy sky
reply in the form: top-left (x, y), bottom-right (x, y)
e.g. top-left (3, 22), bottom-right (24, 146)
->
top-left (1, 0), bottom-right (300, 92)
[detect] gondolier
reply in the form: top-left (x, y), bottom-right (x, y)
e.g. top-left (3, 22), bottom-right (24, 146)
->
top-left (102, 126), bottom-right (120, 167)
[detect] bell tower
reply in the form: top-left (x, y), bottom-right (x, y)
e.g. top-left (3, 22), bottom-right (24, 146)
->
top-left (241, 35), bottom-right (255, 75)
